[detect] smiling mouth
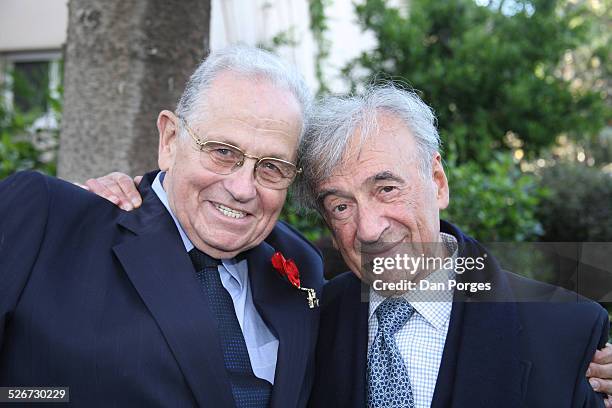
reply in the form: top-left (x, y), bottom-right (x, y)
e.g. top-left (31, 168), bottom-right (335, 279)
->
top-left (213, 203), bottom-right (248, 219)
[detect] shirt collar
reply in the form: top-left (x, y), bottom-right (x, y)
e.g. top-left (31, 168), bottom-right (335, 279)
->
top-left (152, 171), bottom-right (194, 252)
top-left (368, 232), bottom-right (458, 331)
top-left (151, 171), bottom-right (246, 288)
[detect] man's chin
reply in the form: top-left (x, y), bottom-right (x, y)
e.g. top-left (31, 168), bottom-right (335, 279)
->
top-left (195, 236), bottom-right (259, 259)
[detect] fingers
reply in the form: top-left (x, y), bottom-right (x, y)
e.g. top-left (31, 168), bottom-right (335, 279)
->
top-left (134, 175), bottom-right (143, 186)
top-left (588, 345), bottom-right (612, 398)
top-left (588, 362), bottom-right (612, 382)
top-left (84, 178), bottom-right (120, 206)
top-left (593, 344), bottom-right (612, 365)
top-left (85, 172), bottom-right (141, 211)
top-left (115, 173), bottom-right (142, 208)
top-left (589, 377), bottom-right (612, 395)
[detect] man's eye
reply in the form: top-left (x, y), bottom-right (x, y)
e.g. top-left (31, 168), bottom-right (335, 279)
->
top-left (334, 204), bottom-right (348, 213)
top-left (262, 161), bottom-right (281, 172)
top-left (215, 148), bottom-right (232, 156)
top-left (380, 186), bottom-right (396, 193)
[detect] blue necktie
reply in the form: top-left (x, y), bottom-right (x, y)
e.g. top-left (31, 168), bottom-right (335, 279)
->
top-left (367, 297), bottom-right (415, 408)
top-left (189, 248), bottom-right (272, 408)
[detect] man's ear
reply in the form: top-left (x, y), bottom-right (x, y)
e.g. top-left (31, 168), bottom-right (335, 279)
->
top-left (431, 152), bottom-right (449, 210)
top-left (158, 110), bottom-right (180, 171)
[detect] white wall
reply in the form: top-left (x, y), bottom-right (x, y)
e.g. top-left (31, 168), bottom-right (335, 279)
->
top-left (0, 0), bottom-right (68, 52)
top-left (322, 0), bottom-right (377, 92)
top-left (210, 0), bottom-right (318, 90)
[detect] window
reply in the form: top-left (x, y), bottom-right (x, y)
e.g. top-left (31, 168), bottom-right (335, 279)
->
top-left (0, 51), bottom-right (62, 129)
top-left (13, 60), bottom-right (50, 113)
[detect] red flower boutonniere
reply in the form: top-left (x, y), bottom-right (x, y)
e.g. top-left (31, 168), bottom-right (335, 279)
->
top-left (271, 252), bottom-right (319, 309)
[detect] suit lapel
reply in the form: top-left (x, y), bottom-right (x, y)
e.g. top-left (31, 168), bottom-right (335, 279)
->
top-left (247, 242), bottom-right (319, 408)
top-left (112, 172), bottom-right (234, 407)
top-left (431, 223), bottom-right (528, 407)
top-left (343, 276), bottom-right (369, 408)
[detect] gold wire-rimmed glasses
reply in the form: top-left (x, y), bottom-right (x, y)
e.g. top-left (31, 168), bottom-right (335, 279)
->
top-left (178, 115), bottom-right (302, 190)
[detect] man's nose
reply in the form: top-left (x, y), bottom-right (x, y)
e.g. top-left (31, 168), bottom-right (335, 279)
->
top-left (356, 203), bottom-right (389, 245)
top-left (223, 160), bottom-right (258, 202)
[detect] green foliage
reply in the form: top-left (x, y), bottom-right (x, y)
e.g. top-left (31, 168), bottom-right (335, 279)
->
top-left (537, 162), bottom-right (612, 241)
top-left (309, 0), bottom-right (332, 94)
top-left (442, 152), bottom-right (546, 241)
top-left (0, 132), bottom-right (55, 178)
top-left (344, 0), bottom-right (610, 166)
top-left (280, 194), bottom-right (327, 242)
top-left (0, 70), bottom-right (60, 180)
top-left (257, 28), bottom-right (299, 52)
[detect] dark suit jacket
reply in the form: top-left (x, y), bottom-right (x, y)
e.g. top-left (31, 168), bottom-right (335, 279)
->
top-left (309, 221), bottom-right (609, 408)
top-left (0, 170), bottom-right (324, 407)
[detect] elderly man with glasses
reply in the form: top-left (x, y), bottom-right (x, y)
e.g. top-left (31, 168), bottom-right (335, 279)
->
top-left (0, 45), bottom-right (324, 407)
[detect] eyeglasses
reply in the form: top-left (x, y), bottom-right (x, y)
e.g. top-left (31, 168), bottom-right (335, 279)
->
top-left (179, 116), bottom-right (302, 190)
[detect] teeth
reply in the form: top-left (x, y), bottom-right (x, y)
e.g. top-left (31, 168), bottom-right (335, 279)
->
top-left (214, 203), bottom-right (247, 219)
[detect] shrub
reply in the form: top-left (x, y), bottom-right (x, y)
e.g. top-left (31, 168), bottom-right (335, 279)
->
top-left (537, 162), bottom-right (612, 242)
top-left (443, 153), bottom-right (546, 241)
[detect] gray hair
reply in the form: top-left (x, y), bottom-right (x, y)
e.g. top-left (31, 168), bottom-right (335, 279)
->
top-left (176, 44), bottom-right (311, 139)
top-left (293, 83), bottom-right (441, 213)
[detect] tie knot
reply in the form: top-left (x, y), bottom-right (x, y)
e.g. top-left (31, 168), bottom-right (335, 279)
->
top-left (375, 297), bottom-right (414, 335)
top-left (189, 248), bottom-right (220, 271)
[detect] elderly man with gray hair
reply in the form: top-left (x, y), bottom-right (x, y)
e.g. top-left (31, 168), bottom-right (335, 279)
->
top-left (0, 45), bottom-right (324, 407)
top-left (299, 84), bottom-right (610, 408)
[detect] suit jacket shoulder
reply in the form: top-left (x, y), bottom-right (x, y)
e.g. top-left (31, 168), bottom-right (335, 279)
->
top-left (503, 271), bottom-right (609, 406)
top-left (506, 270), bottom-right (608, 351)
top-left (267, 221), bottom-right (323, 261)
top-left (320, 272), bottom-right (359, 307)
top-left (1, 171), bottom-right (52, 339)
top-left (264, 221), bottom-right (325, 290)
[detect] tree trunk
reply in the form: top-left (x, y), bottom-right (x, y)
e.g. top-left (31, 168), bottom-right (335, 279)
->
top-left (59, 0), bottom-right (210, 181)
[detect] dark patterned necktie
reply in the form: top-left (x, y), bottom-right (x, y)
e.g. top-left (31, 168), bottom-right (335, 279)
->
top-left (367, 297), bottom-right (415, 408)
top-left (189, 248), bottom-right (272, 408)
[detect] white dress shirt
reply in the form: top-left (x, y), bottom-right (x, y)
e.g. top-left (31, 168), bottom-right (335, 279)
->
top-left (152, 172), bottom-right (279, 384)
top-left (368, 233), bottom-right (458, 408)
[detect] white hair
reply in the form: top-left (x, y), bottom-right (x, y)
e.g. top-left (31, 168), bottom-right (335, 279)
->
top-left (294, 82), bottom-right (441, 212)
top-left (175, 44), bottom-right (312, 140)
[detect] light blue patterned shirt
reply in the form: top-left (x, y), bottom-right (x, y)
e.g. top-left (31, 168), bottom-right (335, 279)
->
top-left (152, 172), bottom-right (279, 384)
top-left (368, 233), bottom-right (458, 408)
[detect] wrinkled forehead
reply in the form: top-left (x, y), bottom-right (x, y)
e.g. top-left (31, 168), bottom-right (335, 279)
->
top-left (194, 70), bottom-right (304, 122)
top-left (187, 73), bottom-right (303, 157)
top-left (314, 123), bottom-right (420, 207)
top-left (332, 116), bottom-right (416, 174)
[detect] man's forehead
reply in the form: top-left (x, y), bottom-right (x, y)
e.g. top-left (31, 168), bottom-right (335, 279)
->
top-left (202, 107), bottom-right (299, 133)
top-left (329, 140), bottom-right (403, 178)
top-left (317, 165), bottom-right (405, 200)
top-left (185, 73), bottom-right (303, 159)
top-left (319, 114), bottom-right (414, 196)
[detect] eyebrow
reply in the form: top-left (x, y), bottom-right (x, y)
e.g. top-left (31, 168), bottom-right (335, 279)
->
top-left (317, 189), bottom-right (353, 205)
top-left (317, 170), bottom-right (405, 203)
top-left (370, 171), bottom-right (405, 184)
